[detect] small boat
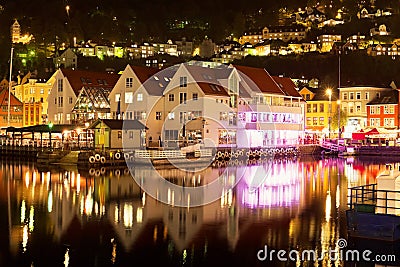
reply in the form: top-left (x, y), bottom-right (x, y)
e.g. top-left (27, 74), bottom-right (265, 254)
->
top-left (346, 164), bottom-right (400, 241)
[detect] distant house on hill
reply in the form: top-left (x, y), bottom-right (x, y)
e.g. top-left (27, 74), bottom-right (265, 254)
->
top-left (54, 48), bottom-right (77, 69)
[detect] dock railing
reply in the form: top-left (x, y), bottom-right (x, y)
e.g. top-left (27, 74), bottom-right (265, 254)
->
top-left (348, 183), bottom-right (400, 215)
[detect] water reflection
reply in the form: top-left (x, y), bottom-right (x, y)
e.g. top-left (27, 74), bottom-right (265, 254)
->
top-left (0, 157), bottom-right (392, 266)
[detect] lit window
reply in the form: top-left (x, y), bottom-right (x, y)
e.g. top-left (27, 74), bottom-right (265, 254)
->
top-left (125, 92), bottom-right (133, 103)
top-left (137, 93), bottom-right (143, 101)
top-left (115, 93), bottom-right (121, 102)
top-left (156, 112), bottom-right (162, 120)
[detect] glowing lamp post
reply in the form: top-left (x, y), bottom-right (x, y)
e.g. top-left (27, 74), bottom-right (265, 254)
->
top-left (337, 100), bottom-right (341, 144)
top-left (326, 88), bottom-right (332, 140)
top-left (48, 122), bottom-right (54, 149)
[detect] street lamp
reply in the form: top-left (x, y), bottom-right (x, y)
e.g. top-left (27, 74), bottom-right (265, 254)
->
top-left (48, 122), bottom-right (54, 149)
top-left (337, 100), bottom-right (341, 144)
top-left (326, 88), bottom-right (332, 139)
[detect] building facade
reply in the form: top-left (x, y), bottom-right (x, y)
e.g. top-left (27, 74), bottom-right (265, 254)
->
top-left (13, 76), bottom-right (54, 123)
top-left (0, 89), bottom-right (23, 128)
top-left (366, 89), bottom-right (399, 130)
top-left (54, 48), bottom-right (78, 69)
top-left (47, 69), bottom-right (119, 124)
top-left (339, 86), bottom-right (392, 136)
top-left (299, 87), bottom-right (339, 138)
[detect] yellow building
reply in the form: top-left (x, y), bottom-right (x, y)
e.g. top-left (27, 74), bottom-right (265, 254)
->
top-left (299, 87), bottom-right (338, 137)
top-left (13, 74), bottom-right (54, 123)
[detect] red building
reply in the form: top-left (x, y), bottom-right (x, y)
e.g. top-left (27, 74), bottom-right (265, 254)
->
top-left (0, 88), bottom-right (23, 128)
top-left (366, 89), bottom-right (399, 130)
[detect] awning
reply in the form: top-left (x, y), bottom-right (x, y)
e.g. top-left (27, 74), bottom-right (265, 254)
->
top-left (352, 129), bottom-right (365, 140)
top-left (352, 128), bottom-right (396, 140)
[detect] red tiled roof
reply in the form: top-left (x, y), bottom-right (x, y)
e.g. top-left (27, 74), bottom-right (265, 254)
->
top-left (233, 65), bottom-right (285, 95)
top-left (272, 76), bottom-right (302, 98)
top-left (197, 82), bottom-right (229, 97)
top-left (130, 65), bottom-right (159, 84)
top-left (0, 89), bottom-right (23, 107)
top-left (61, 69), bottom-right (120, 96)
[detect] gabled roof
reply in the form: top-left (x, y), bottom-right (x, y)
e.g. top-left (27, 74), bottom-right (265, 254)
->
top-left (298, 86), bottom-right (315, 94)
top-left (142, 66), bottom-right (178, 96)
top-left (185, 64), bottom-right (232, 82)
top-left (306, 88), bottom-right (338, 101)
top-left (272, 76), bottom-right (302, 98)
top-left (90, 119), bottom-right (148, 130)
top-left (233, 65), bottom-right (285, 95)
top-left (130, 65), bottom-right (159, 84)
top-left (367, 89), bottom-right (398, 105)
top-left (60, 69), bottom-right (120, 96)
top-left (0, 89), bottom-right (22, 106)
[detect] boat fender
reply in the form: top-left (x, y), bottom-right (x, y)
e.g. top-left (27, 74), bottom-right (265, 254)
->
top-left (89, 156), bottom-right (96, 164)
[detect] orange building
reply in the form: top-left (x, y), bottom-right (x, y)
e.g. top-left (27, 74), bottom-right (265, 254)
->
top-left (23, 102), bottom-right (43, 126)
top-left (0, 88), bottom-right (23, 128)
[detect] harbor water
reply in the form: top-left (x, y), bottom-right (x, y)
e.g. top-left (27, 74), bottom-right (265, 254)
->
top-left (0, 157), bottom-right (398, 267)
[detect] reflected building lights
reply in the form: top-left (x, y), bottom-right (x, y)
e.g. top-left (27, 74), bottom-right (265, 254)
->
top-left (29, 206), bottom-right (34, 232)
top-left (20, 200), bottom-right (26, 223)
top-left (238, 163), bottom-right (301, 208)
top-left (136, 207), bottom-right (143, 223)
top-left (85, 190), bottom-right (94, 216)
top-left (64, 248), bottom-right (69, 267)
top-left (123, 203), bottom-right (133, 228)
top-left (32, 172), bottom-right (36, 186)
top-left (335, 185), bottom-right (340, 209)
top-left (153, 226), bottom-right (158, 242)
top-left (25, 172), bottom-right (29, 188)
top-left (4, 159), bottom-right (377, 264)
top-left (71, 172), bottom-right (75, 188)
top-left (114, 206), bottom-right (120, 223)
top-left (48, 190), bottom-right (53, 213)
top-left (220, 188), bottom-right (233, 207)
top-left (22, 224), bottom-right (28, 252)
top-left (111, 240), bottom-right (117, 264)
top-left (325, 192), bottom-right (331, 222)
top-left (46, 171), bottom-right (51, 190)
top-left (77, 173), bottom-right (80, 193)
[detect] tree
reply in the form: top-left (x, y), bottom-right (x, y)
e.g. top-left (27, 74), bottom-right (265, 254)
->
top-left (331, 107), bottom-right (348, 132)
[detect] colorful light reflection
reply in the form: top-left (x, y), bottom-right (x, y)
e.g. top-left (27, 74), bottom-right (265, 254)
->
top-left (238, 163), bottom-right (302, 208)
